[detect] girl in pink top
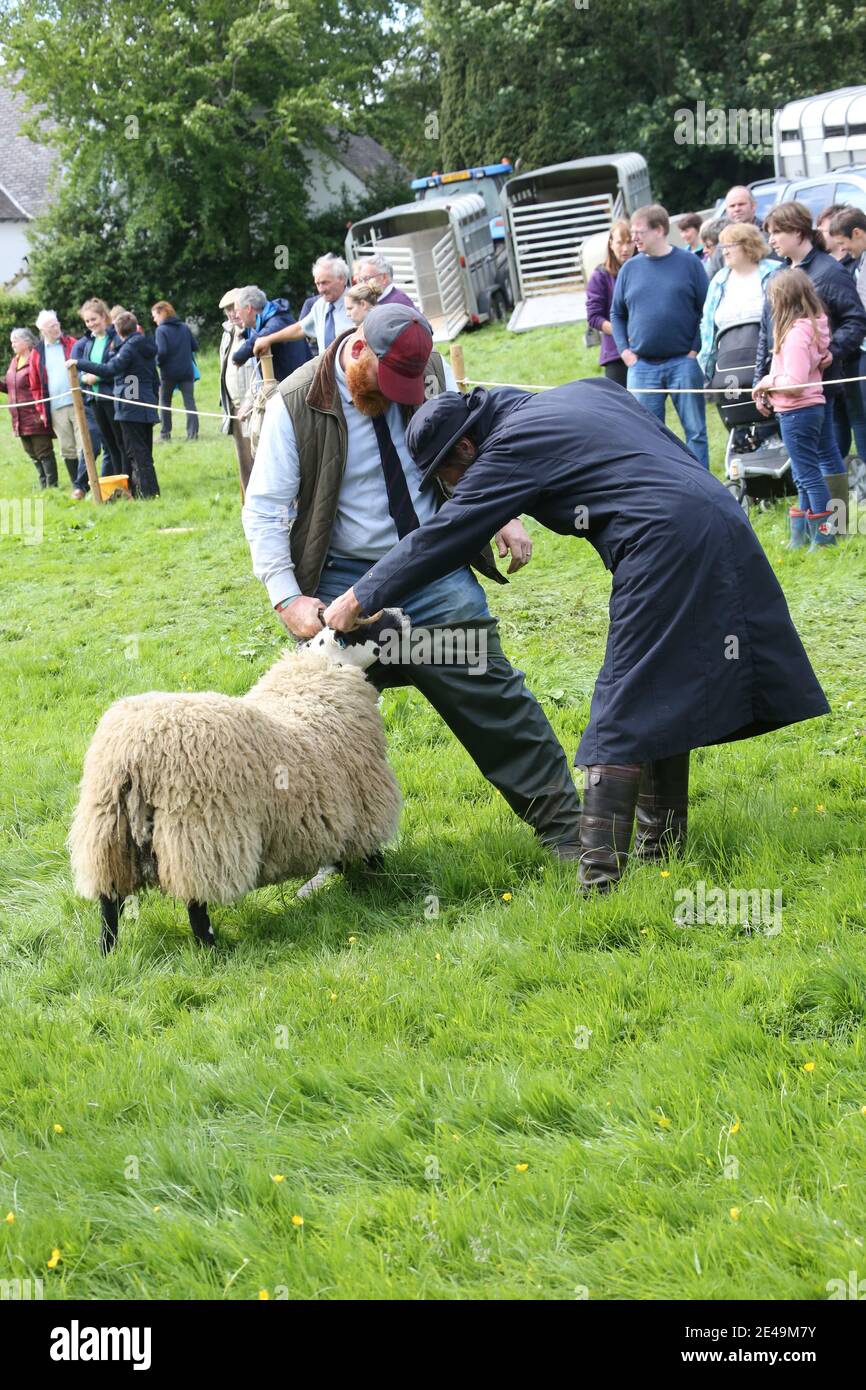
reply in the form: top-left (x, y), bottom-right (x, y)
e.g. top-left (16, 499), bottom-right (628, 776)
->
top-left (753, 269), bottom-right (836, 550)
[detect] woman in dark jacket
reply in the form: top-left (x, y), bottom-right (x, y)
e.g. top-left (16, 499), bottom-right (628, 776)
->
top-left (82, 312), bottom-right (161, 497)
top-left (151, 300), bottom-right (198, 442)
top-left (584, 221), bottom-right (635, 387)
top-left (753, 202), bottom-right (866, 511)
top-left (1, 327), bottom-right (59, 487)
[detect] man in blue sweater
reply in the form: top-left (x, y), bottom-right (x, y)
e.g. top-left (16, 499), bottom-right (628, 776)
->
top-left (611, 203), bottom-right (710, 468)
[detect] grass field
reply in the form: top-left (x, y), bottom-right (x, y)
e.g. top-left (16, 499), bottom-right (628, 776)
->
top-left (1, 328), bottom-right (864, 1301)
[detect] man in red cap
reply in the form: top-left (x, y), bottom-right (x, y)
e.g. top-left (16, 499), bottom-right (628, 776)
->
top-left (242, 303), bottom-right (583, 868)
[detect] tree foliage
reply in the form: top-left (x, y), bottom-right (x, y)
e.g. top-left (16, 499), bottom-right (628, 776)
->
top-left (0, 0), bottom-right (417, 331)
top-left (419, 0), bottom-right (866, 210)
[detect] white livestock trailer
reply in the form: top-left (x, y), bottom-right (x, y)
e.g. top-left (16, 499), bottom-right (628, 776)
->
top-left (774, 87), bottom-right (866, 179)
top-left (345, 194), bottom-right (511, 343)
top-left (502, 153), bottom-right (651, 332)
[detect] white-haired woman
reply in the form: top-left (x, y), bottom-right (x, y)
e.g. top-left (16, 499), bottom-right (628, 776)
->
top-left (1, 328), bottom-right (59, 487)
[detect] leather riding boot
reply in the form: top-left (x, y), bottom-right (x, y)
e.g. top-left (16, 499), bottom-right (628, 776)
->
top-left (578, 764), bottom-right (641, 892)
top-left (633, 752), bottom-right (690, 860)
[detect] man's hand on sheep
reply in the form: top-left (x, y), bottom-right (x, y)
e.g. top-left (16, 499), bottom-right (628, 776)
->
top-left (323, 588), bottom-right (364, 633)
top-left (495, 518), bottom-right (533, 573)
top-left (276, 595), bottom-right (327, 639)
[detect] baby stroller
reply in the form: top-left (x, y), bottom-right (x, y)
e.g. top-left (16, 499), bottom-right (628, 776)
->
top-left (709, 318), bottom-right (797, 514)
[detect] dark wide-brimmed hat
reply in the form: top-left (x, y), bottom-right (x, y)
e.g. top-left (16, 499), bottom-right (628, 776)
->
top-left (406, 386), bottom-right (492, 490)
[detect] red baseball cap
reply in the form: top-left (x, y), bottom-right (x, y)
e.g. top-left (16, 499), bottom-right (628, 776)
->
top-left (363, 304), bottom-right (435, 405)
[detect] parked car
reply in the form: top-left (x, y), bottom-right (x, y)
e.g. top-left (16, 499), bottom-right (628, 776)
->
top-left (714, 169), bottom-right (866, 225)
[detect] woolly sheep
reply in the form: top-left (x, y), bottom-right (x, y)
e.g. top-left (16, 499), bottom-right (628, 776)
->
top-left (69, 614), bottom-right (405, 952)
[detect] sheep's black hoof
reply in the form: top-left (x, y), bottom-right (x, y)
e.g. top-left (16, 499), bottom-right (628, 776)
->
top-left (99, 894), bottom-right (123, 954)
top-left (188, 900), bottom-right (216, 947)
top-left (363, 850), bottom-right (385, 872)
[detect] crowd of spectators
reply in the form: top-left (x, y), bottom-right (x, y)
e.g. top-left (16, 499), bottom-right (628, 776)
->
top-left (585, 182), bottom-right (866, 547)
top-left (1, 247), bottom-right (414, 501)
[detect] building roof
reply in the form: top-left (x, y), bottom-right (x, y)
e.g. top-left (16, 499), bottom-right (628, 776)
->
top-left (322, 126), bottom-right (404, 182)
top-left (0, 70), bottom-right (58, 218)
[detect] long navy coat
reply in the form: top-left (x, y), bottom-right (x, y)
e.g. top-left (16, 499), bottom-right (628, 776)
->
top-left (353, 379), bottom-right (829, 764)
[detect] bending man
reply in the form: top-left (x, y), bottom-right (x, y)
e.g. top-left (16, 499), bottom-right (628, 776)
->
top-left (323, 380), bottom-right (829, 892)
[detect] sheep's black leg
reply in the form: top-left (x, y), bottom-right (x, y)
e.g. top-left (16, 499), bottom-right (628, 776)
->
top-left (99, 894), bottom-right (123, 954)
top-left (188, 900), bottom-right (215, 948)
top-left (363, 850), bottom-right (384, 872)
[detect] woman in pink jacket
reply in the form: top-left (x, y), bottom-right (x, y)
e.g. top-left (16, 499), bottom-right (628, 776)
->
top-left (753, 269), bottom-right (836, 551)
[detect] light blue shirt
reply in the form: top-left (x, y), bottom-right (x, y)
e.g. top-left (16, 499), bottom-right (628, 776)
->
top-left (242, 343), bottom-right (456, 606)
top-left (299, 295), bottom-right (352, 352)
top-left (44, 341), bottom-right (73, 409)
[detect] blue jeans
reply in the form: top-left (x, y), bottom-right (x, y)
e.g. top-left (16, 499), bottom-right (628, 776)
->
top-left (317, 553), bottom-right (490, 626)
top-left (778, 406), bottom-right (832, 514)
top-left (627, 354), bottom-right (709, 468)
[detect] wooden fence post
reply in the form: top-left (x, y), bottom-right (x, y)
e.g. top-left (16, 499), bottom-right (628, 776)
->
top-left (260, 351), bottom-right (276, 386)
top-left (66, 360), bottom-right (103, 503)
top-left (450, 343), bottom-right (466, 393)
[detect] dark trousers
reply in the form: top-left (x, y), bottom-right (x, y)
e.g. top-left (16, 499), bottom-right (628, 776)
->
top-left (603, 359), bottom-right (628, 388)
top-left (159, 378), bottom-right (198, 439)
top-left (833, 362), bottom-right (866, 461)
top-left (119, 422), bottom-right (160, 498)
top-left (21, 433), bottom-right (58, 487)
top-left (365, 618), bottom-right (582, 850)
top-left (91, 395), bottom-right (127, 474)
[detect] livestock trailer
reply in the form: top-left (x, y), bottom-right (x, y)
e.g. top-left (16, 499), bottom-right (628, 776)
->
top-left (502, 152), bottom-right (651, 332)
top-left (774, 87), bottom-right (866, 179)
top-left (345, 194), bottom-right (511, 342)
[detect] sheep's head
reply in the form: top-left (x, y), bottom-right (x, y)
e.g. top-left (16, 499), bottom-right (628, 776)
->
top-left (302, 609), bottom-right (409, 672)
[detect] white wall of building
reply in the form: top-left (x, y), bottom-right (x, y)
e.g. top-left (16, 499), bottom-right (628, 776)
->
top-left (303, 145), bottom-right (368, 216)
top-left (0, 221), bottom-right (33, 291)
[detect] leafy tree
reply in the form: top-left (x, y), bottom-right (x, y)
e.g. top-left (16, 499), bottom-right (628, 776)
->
top-left (420, 0), bottom-right (866, 211)
top-left (0, 0), bottom-right (421, 332)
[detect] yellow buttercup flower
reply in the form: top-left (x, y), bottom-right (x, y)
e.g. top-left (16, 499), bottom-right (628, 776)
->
top-left (5, 1212), bottom-right (15, 1224)
top-left (816, 804), bottom-right (825, 813)
top-left (348, 935), bottom-right (357, 944)
top-left (791, 806), bottom-right (798, 814)
top-left (660, 870), bottom-right (670, 878)
top-left (803, 1061), bottom-right (816, 1073)
top-left (258, 1289), bottom-right (270, 1300)
top-left (271, 1174), bottom-right (285, 1183)
top-left (291, 1214), bottom-right (304, 1227)
top-left (656, 1115), bottom-right (672, 1128)
top-left (435, 952), bottom-right (441, 961)
top-left (47, 1248), bottom-right (62, 1269)
top-left (730, 1207), bottom-right (740, 1221)
top-left (515, 1163), bottom-right (529, 1172)
top-left (329, 992), bottom-right (338, 1002)
top-left (53, 1124), bottom-right (63, 1134)
top-left (502, 892), bottom-right (512, 902)
top-left (729, 1120), bottom-right (740, 1135)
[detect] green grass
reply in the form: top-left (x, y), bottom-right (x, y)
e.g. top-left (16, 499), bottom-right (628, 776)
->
top-left (1, 329), bottom-right (864, 1301)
